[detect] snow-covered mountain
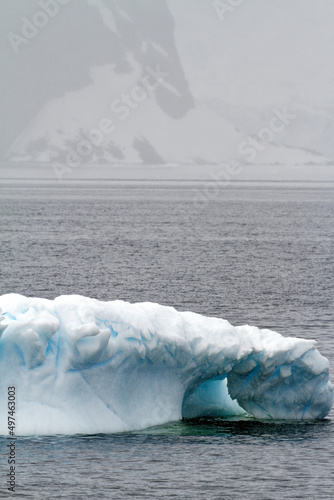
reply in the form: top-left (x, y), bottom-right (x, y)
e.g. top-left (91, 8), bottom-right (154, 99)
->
top-left (2, 0), bottom-right (334, 167)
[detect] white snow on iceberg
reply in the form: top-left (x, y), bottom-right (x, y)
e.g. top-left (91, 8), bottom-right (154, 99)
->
top-left (0, 294), bottom-right (332, 436)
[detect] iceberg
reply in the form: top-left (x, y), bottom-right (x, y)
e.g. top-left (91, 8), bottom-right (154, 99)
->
top-left (0, 294), bottom-right (332, 435)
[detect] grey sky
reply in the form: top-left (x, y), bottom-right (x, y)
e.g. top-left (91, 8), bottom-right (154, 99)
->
top-left (1, 0), bottom-right (333, 180)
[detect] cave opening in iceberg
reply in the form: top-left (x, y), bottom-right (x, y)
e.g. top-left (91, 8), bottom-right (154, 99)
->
top-left (182, 376), bottom-right (246, 419)
top-left (0, 294), bottom-right (332, 435)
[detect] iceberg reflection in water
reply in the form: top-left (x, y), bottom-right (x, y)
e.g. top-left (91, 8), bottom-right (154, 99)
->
top-left (0, 294), bottom-right (332, 435)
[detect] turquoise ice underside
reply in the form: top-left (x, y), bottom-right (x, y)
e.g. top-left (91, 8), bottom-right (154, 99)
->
top-left (0, 294), bottom-right (333, 435)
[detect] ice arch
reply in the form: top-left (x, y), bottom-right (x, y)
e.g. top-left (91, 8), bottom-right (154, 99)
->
top-left (0, 294), bottom-right (332, 435)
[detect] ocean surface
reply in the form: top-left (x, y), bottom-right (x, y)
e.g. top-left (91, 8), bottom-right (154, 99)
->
top-left (0, 180), bottom-right (333, 499)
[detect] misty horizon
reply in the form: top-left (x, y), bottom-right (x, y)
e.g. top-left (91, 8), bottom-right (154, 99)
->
top-left (1, 0), bottom-right (334, 181)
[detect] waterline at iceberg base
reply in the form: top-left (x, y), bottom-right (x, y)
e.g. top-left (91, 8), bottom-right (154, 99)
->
top-left (0, 294), bottom-right (332, 436)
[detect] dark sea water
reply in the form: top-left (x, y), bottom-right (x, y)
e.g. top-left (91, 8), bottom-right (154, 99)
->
top-left (0, 180), bottom-right (333, 499)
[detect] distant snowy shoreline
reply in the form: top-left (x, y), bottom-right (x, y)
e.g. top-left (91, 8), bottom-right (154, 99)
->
top-left (1, 163), bottom-right (334, 183)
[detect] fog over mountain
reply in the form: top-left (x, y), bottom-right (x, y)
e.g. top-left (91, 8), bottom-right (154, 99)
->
top-left (1, 0), bottom-right (334, 175)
